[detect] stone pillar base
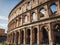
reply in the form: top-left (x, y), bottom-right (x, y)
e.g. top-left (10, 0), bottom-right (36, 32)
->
top-left (37, 40), bottom-right (40, 45)
top-left (30, 40), bottom-right (33, 45)
top-left (30, 43), bottom-right (33, 45)
top-left (49, 41), bottom-right (54, 45)
top-left (37, 43), bottom-right (40, 45)
top-left (24, 44), bottom-right (26, 45)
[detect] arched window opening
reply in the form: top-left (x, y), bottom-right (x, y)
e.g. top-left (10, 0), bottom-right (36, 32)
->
top-left (19, 18), bottom-right (22, 25)
top-left (40, 8), bottom-right (45, 17)
top-left (50, 4), bottom-right (57, 14)
top-left (54, 24), bottom-right (60, 32)
top-left (32, 12), bottom-right (37, 21)
top-left (42, 26), bottom-right (49, 44)
top-left (19, 7), bottom-right (21, 10)
top-left (27, 1), bottom-right (30, 6)
top-left (54, 24), bottom-right (60, 43)
top-left (24, 16), bottom-right (28, 23)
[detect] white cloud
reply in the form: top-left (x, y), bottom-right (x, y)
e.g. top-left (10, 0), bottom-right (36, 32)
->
top-left (0, 15), bottom-right (8, 20)
top-left (0, 23), bottom-right (7, 27)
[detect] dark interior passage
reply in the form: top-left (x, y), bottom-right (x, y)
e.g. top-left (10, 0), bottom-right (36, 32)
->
top-left (27, 29), bottom-right (30, 44)
top-left (33, 28), bottom-right (37, 43)
top-left (54, 24), bottom-right (60, 43)
top-left (42, 27), bottom-right (49, 43)
top-left (16, 32), bottom-right (19, 45)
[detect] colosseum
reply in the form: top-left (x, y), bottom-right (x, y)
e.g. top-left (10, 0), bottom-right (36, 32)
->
top-left (7, 0), bottom-right (60, 45)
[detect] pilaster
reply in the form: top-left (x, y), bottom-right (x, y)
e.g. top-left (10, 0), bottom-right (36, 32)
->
top-left (48, 24), bottom-right (54, 45)
top-left (37, 25), bottom-right (40, 45)
top-left (30, 27), bottom-right (33, 45)
top-left (24, 28), bottom-right (26, 45)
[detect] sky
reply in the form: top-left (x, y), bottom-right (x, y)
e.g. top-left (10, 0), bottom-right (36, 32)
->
top-left (0, 0), bottom-right (21, 33)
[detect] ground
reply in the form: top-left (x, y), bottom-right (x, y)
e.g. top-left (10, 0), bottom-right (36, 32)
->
top-left (0, 43), bottom-right (8, 45)
top-left (0, 43), bottom-right (2, 45)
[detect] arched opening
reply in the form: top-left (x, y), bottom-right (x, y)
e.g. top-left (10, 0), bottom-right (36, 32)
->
top-left (24, 15), bottom-right (28, 23)
top-left (16, 32), bottom-right (19, 45)
top-left (9, 35), bottom-right (11, 44)
top-left (39, 8), bottom-right (45, 17)
top-left (19, 18), bottom-right (22, 25)
top-left (27, 1), bottom-right (30, 6)
top-left (50, 3), bottom-right (57, 14)
top-left (54, 24), bottom-right (60, 44)
top-left (33, 28), bottom-right (37, 44)
top-left (12, 33), bottom-right (15, 43)
top-left (21, 30), bottom-right (24, 44)
top-left (32, 12), bottom-right (37, 21)
top-left (27, 29), bottom-right (30, 44)
top-left (42, 26), bottom-right (49, 44)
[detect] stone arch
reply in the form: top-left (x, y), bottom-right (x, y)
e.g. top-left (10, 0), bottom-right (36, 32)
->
top-left (31, 12), bottom-right (37, 21)
top-left (53, 23), bottom-right (60, 43)
top-left (20, 30), bottom-right (24, 44)
top-left (33, 27), bottom-right (38, 44)
top-left (16, 31), bottom-right (19, 45)
top-left (48, 2), bottom-right (58, 16)
top-left (39, 8), bottom-right (46, 17)
top-left (12, 32), bottom-right (15, 44)
top-left (24, 15), bottom-right (28, 23)
top-left (37, 5), bottom-right (47, 18)
top-left (40, 24), bottom-right (49, 31)
top-left (40, 25), bottom-right (49, 44)
top-left (26, 29), bottom-right (30, 44)
top-left (47, 0), bottom-right (58, 16)
top-left (53, 23), bottom-right (60, 31)
top-left (18, 17), bottom-right (22, 26)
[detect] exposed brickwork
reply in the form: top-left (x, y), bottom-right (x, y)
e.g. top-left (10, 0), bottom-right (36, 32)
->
top-left (0, 28), bottom-right (5, 36)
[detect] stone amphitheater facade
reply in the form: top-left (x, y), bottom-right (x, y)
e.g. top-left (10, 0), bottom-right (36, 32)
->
top-left (7, 0), bottom-right (60, 45)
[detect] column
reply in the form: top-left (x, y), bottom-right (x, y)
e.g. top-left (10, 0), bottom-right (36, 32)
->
top-left (10, 34), bottom-right (11, 44)
top-left (10, 34), bottom-right (12, 44)
top-left (12, 33), bottom-right (13, 44)
top-left (57, 0), bottom-right (60, 14)
top-left (48, 24), bottom-right (54, 45)
top-left (37, 25), bottom-right (40, 45)
top-left (59, 0), bottom-right (60, 13)
top-left (14, 32), bottom-right (16, 45)
top-left (12, 33), bottom-right (14, 44)
top-left (18, 30), bottom-right (21, 45)
top-left (13, 33), bottom-right (15, 44)
top-left (37, 25), bottom-right (43, 45)
top-left (24, 28), bottom-right (26, 45)
top-left (16, 32), bottom-right (18, 45)
top-left (30, 27), bottom-right (33, 45)
top-left (11, 34), bottom-right (12, 44)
